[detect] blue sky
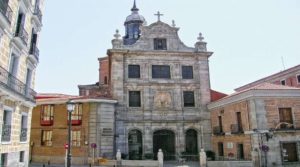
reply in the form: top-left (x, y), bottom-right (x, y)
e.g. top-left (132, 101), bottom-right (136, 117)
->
top-left (36, 0), bottom-right (300, 95)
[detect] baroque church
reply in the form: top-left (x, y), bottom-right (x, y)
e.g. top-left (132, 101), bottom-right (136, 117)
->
top-left (79, 0), bottom-right (213, 159)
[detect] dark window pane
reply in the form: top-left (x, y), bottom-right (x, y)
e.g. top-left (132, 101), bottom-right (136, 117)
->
top-left (297, 75), bottom-right (300, 83)
top-left (182, 66), bottom-right (193, 79)
top-left (154, 38), bottom-right (167, 50)
top-left (19, 151), bottom-right (24, 162)
top-left (281, 80), bottom-right (286, 85)
top-left (282, 143), bottom-right (298, 162)
top-left (129, 91), bottom-right (141, 107)
top-left (184, 91), bottom-right (195, 107)
top-left (128, 65), bottom-right (140, 78)
top-left (152, 65), bottom-right (170, 79)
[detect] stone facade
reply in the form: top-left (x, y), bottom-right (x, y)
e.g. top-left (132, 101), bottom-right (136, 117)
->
top-left (0, 0), bottom-right (44, 166)
top-left (208, 83), bottom-right (300, 167)
top-left (30, 94), bottom-right (117, 165)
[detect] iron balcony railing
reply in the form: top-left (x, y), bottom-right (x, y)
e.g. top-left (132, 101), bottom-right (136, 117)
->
top-left (15, 27), bottom-right (29, 46)
top-left (20, 128), bottom-right (27, 141)
top-left (1, 124), bottom-right (11, 142)
top-left (29, 45), bottom-right (39, 61)
top-left (33, 7), bottom-right (42, 22)
top-left (231, 124), bottom-right (243, 134)
top-left (213, 126), bottom-right (224, 135)
top-left (0, 66), bottom-right (36, 102)
top-left (0, 1), bottom-right (13, 24)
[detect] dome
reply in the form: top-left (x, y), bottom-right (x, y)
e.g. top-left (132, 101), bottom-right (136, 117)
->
top-left (124, 0), bottom-right (145, 25)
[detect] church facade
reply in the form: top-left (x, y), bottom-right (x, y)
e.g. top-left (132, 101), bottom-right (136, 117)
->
top-left (80, 1), bottom-right (213, 159)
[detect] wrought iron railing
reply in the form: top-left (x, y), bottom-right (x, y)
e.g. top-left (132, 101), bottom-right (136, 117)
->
top-left (33, 7), bottom-right (42, 22)
top-left (231, 124), bottom-right (243, 134)
top-left (29, 45), bottom-right (39, 61)
top-left (15, 27), bottom-right (29, 46)
top-left (20, 128), bottom-right (27, 141)
top-left (1, 124), bottom-right (11, 142)
top-left (0, 1), bottom-right (13, 24)
top-left (0, 66), bottom-right (36, 102)
top-left (213, 126), bottom-right (224, 135)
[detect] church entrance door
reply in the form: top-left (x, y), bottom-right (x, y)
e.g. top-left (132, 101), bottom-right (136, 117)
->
top-left (153, 130), bottom-right (175, 160)
top-left (128, 130), bottom-right (143, 160)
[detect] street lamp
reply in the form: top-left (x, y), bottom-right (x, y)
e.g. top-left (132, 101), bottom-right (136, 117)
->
top-left (66, 101), bottom-right (75, 167)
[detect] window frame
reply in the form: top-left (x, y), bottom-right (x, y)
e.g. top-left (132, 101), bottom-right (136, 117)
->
top-left (152, 65), bottom-right (171, 79)
top-left (281, 141), bottom-right (300, 163)
top-left (41, 130), bottom-right (52, 146)
top-left (40, 104), bottom-right (54, 125)
top-left (183, 91), bottom-right (195, 107)
top-left (128, 65), bottom-right (141, 79)
top-left (182, 65), bottom-right (194, 79)
top-left (2, 109), bottom-right (12, 142)
top-left (278, 107), bottom-right (294, 129)
top-left (71, 130), bottom-right (81, 147)
top-left (281, 79), bottom-right (286, 85)
top-left (19, 151), bottom-right (25, 162)
top-left (129, 91), bottom-right (141, 107)
top-left (154, 38), bottom-right (167, 50)
top-left (20, 113), bottom-right (28, 142)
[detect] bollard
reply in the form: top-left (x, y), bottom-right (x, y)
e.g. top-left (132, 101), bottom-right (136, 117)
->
top-left (158, 149), bottom-right (164, 167)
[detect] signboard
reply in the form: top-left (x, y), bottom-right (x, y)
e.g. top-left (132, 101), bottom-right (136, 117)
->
top-left (64, 143), bottom-right (69, 149)
top-left (102, 128), bottom-right (113, 136)
top-left (91, 143), bottom-right (97, 148)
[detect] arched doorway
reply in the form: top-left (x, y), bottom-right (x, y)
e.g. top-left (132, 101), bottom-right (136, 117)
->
top-left (128, 130), bottom-right (143, 160)
top-left (153, 130), bottom-right (175, 160)
top-left (185, 129), bottom-right (198, 160)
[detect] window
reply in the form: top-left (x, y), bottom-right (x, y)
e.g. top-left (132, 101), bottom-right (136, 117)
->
top-left (19, 151), bottom-right (25, 162)
top-left (128, 65), bottom-right (140, 78)
top-left (218, 116), bottom-right (223, 133)
top-left (154, 38), bottom-right (167, 50)
top-left (281, 80), bottom-right (286, 85)
top-left (15, 12), bottom-right (28, 44)
top-left (41, 130), bottom-right (52, 146)
top-left (279, 108), bottom-right (293, 129)
top-left (183, 91), bottom-right (195, 107)
top-left (129, 91), bottom-right (141, 107)
top-left (71, 130), bottom-right (81, 147)
top-left (182, 66), bottom-right (193, 79)
top-left (236, 112), bottom-right (243, 132)
top-left (218, 142), bottom-right (224, 157)
top-left (1, 153), bottom-right (8, 167)
top-left (40, 105), bottom-right (54, 125)
top-left (152, 65), bottom-right (170, 79)
top-left (282, 142), bottom-right (299, 162)
top-left (104, 76), bottom-right (108, 84)
top-left (0, 0), bottom-right (12, 23)
top-left (2, 110), bottom-right (12, 142)
top-left (25, 68), bottom-right (32, 95)
top-left (69, 104), bottom-right (82, 125)
top-left (20, 115), bottom-right (28, 142)
top-left (297, 75), bottom-right (300, 84)
top-left (9, 54), bottom-right (18, 76)
top-left (237, 143), bottom-right (245, 160)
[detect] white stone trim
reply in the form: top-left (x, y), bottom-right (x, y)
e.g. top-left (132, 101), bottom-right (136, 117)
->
top-left (37, 98), bottom-right (117, 105)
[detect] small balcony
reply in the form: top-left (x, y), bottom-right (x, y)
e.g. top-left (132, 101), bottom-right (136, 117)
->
top-left (68, 119), bottom-right (82, 126)
top-left (0, 66), bottom-right (36, 102)
top-left (213, 126), bottom-right (224, 136)
top-left (32, 7), bottom-right (42, 25)
top-left (231, 124), bottom-right (243, 134)
top-left (20, 128), bottom-right (27, 142)
top-left (40, 119), bottom-right (53, 126)
top-left (15, 27), bottom-right (29, 46)
top-left (1, 124), bottom-right (11, 142)
top-left (0, 1), bottom-right (13, 25)
top-left (29, 45), bottom-right (39, 62)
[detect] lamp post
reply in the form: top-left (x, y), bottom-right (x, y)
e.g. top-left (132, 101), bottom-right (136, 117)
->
top-left (66, 101), bottom-right (75, 167)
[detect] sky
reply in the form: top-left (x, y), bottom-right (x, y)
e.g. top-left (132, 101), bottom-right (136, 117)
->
top-left (36, 0), bottom-right (300, 95)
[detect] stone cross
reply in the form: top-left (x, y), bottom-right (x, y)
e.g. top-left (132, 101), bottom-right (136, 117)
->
top-left (155, 11), bottom-right (163, 21)
top-left (197, 33), bottom-right (204, 42)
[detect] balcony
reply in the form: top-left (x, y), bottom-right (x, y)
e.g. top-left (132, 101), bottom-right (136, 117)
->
top-left (1, 124), bottom-right (11, 142)
top-left (0, 66), bottom-right (36, 102)
top-left (0, 1), bottom-right (13, 26)
top-left (20, 128), bottom-right (27, 142)
top-left (40, 119), bottom-right (53, 126)
top-left (68, 119), bottom-right (82, 126)
top-left (29, 45), bottom-right (39, 62)
top-left (213, 126), bottom-right (224, 135)
top-left (32, 7), bottom-right (42, 25)
top-left (15, 27), bottom-right (29, 46)
top-left (231, 124), bottom-right (243, 134)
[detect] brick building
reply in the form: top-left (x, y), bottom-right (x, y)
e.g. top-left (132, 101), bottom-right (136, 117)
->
top-left (0, 0), bottom-right (44, 166)
top-left (236, 64), bottom-right (300, 91)
top-left (208, 83), bottom-right (300, 167)
top-left (30, 94), bottom-right (117, 165)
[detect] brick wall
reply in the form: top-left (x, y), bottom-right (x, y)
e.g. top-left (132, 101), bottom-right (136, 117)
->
top-left (99, 57), bottom-right (109, 85)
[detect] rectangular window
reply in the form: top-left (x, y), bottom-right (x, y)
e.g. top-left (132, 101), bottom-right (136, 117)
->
top-left (154, 38), bottom-right (167, 50)
top-left (237, 143), bottom-right (245, 160)
top-left (19, 151), bottom-right (25, 162)
top-left (183, 91), bottom-right (195, 107)
top-left (71, 130), bottom-right (81, 147)
top-left (236, 112), bottom-right (243, 132)
top-left (282, 142), bottom-right (299, 162)
top-left (41, 130), bottom-right (52, 146)
top-left (1, 153), bottom-right (8, 167)
top-left (128, 65), bottom-right (140, 78)
top-left (129, 91), bottom-right (141, 107)
top-left (218, 142), bottom-right (224, 157)
top-left (182, 66), bottom-right (193, 79)
top-left (9, 54), bottom-right (18, 76)
top-left (2, 110), bottom-right (12, 142)
top-left (297, 75), bottom-right (300, 84)
top-left (279, 108), bottom-right (293, 129)
top-left (20, 115), bottom-right (28, 142)
top-left (71, 104), bottom-right (82, 121)
top-left (40, 105), bottom-right (54, 125)
top-left (152, 65), bottom-right (170, 79)
top-left (281, 80), bottom-right (286, 85)
top-left (218, 116), bottom-right (223, 133)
